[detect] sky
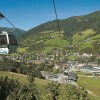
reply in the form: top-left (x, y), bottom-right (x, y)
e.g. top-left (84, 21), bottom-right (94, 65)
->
top-left (0, 0), bottom-right (100, 31)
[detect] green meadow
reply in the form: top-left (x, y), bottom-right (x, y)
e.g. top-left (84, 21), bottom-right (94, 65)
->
top-left (0, 71), bottom-right (100, 100)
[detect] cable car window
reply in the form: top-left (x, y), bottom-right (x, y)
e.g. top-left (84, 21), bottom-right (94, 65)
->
top-left (0, 35), bottom-right (7, 45)
top-left (9, 35), bottom-right (17, 45)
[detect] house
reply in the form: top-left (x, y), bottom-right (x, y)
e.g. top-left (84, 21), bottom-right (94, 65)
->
top-left (45, 74), bottom-right (59, 82)
top-left (89, 67), bottom-right (100, 74)
top-left (79, 65), bottom-right (93, 73)
top-left (63, 71), bottom-right (78, 82)
top-left (82, 53), bottom-right (92, 58)
top-left (96, 55), bottom-right (100, 59)
top-left (54, 64), bottom-right (61, 69)
top-left (67, 72), bottom-right (78, 82)
top-left (78, 63), bottom-right (86, 67)
top-left (88, 62), bottom-right (97, 66)
top-left (27, 60), bottom-right (44, 65)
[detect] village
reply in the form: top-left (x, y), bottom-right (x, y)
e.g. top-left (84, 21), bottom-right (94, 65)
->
top-left (0, 49), bottom-right (100, 83)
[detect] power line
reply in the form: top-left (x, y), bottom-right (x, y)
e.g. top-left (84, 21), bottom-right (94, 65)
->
top-left (52, 0), bottom-right (63, 47)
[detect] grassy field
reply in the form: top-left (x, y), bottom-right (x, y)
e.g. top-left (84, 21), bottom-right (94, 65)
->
top-left (72, 29), bottom-right (96, 44)
top-left (77, 76), bottom-right (100, 96)
top-left (0, 71), bottom-right (28, 84)
top-left (0, 71), bottom-right (49, 100)
top-left (79, 43), bottom-right (94, 50)
top-left (72, 29), bottom-right (97, 50)
top-left (0, 71), bottom-right (100, 99)
top-left (91, 34), bottom-right (100, 40)
top-left (0, 71), bottom-right (49, 86)
top-left (50, 31), bottom-right (64, 39)
top-left (17, 47), bottom-right (27, 53)
top-left (44, 39), bottom-right (69, 47)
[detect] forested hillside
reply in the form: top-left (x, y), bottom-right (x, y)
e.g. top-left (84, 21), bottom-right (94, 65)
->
top-left (26, 10), bottom-right (100, 37)
top-left (18, 10), bottom-right (100, 54)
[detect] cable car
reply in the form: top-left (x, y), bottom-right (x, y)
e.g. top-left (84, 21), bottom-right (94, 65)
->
top-left (0, 31), bottom-right (18, 54)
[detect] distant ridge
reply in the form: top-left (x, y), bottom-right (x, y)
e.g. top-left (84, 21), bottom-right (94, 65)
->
top-left (17, 10), bottom-right (100, 54)
top-left (26, 10), bottom-right (100, 38)
top-left (0, 27), bottom-right (26, 39)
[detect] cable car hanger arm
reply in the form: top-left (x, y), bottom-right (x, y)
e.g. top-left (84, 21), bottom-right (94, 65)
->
top-left (0, 12), bottom-right (4, 19)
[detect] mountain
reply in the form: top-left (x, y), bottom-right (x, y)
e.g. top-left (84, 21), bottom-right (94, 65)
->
top-left (18, 10), bottom-right (100, 54)
top-left (27, 10), bottom-right (100, 37)
top-left (0, 27), bottom-right (26, 39)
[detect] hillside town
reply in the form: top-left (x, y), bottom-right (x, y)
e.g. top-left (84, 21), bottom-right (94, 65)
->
top-left (0, 0), bottom-right (100, 99)
top-left (0, 49), bottom-right (100, 83)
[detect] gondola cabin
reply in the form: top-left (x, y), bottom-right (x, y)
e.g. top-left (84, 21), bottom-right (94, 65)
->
top-left (0, 31), bottom-right (18, 54)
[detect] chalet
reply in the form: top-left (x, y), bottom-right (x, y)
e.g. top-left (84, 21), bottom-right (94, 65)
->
top-left (67, 72), bottom-right (78, 82)
top-left (79, 65), bottom-right (93, 73)
top-left (46, 74), bottom-right (59, 82)
top-left (82, 53), bottom-right (92, 58)
top-left (63, 71), bottom-right (78, 82)
top-left (27, 60), bottom-right (44, 65)
top-left (96, 55), bottom-right (100, 59)
top-left (54, 64), bottom-right (61, 69)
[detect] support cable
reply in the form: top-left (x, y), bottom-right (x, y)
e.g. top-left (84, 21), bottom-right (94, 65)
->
top-left (52, 0), bottom-right (63, 47)
top-left (0, 12), bottom-right (37, 50)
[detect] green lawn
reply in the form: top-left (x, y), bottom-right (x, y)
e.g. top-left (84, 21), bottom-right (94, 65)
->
top-left (77, 76), bottom-right (100, 96)
top-left (79, 43), bottom-right (94, 50)
top-left (0, 71), bottom-right (27, 83)
top-left (68, 55), bottom-right (78, 60)
top-left (0, 71), bottom-right (49, 100)
top-left (44, 39), bottom-right (69, 47)
top-left (0, 71), bottom-right (100, 99)
top-left (17, 47), bottom-right (27, 53)
top-left (73, 29), bottom-right (96, 43)
top-left (91, 34), bottom-right (100, 40)
top-left (0, 71), bottom-right (49, 86)
top-left (50, 31), bottom-right (64, 39)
